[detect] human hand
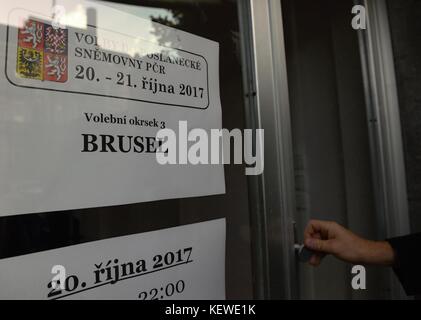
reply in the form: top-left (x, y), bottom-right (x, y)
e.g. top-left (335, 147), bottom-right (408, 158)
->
top-left (304, 220), bottom-right (395, 267)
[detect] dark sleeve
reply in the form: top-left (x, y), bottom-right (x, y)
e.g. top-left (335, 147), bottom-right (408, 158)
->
top-left (387, 233), bottom-right (421, 296)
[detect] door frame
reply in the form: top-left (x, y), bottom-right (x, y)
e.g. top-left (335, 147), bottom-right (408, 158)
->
top-left (239, 0), bottom-right (297, 299)
top-left (357, 0), bottom-right (410, 299)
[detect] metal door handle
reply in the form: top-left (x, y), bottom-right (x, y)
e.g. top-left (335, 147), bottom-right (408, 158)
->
top-left (294, 244), bottom-right (315, 263)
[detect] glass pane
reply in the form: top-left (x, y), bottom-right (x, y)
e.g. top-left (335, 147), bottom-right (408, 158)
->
top-left (0, 0), bottom-right (253, 299)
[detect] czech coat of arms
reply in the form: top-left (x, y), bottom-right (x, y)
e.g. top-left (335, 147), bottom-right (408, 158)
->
top-left (17, 19), bottom-right (68, 83)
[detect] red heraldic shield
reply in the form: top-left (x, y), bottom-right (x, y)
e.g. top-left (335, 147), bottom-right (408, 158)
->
top-left (17, 19), bottom-right (68, 83)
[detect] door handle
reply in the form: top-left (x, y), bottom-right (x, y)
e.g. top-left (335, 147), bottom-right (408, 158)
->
top-left (294, 244), bottom-right (315, 263)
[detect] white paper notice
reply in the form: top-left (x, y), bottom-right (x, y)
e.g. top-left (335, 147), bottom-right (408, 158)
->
top-left (0, 219), bottom-right (226, 300)
top-left (0, 0), bottom-right (225, 217)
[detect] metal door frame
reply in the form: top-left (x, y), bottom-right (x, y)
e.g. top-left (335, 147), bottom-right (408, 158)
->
top-left (238, 0), bottom-right (297, 299)
top-left (358, 0), bottom-right (410, 240)
top-left (357, 0), bottom-right (410, 299)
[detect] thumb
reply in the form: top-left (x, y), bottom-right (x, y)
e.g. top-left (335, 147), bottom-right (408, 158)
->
top-left (305, 238), bottom-right (334, 254)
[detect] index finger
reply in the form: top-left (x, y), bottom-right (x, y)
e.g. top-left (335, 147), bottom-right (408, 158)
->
top-left (304, 220), bottom-right (331, 240)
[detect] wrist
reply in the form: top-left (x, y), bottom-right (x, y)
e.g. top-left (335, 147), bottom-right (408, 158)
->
top-left (360, 240), bottom-right (395, 266)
